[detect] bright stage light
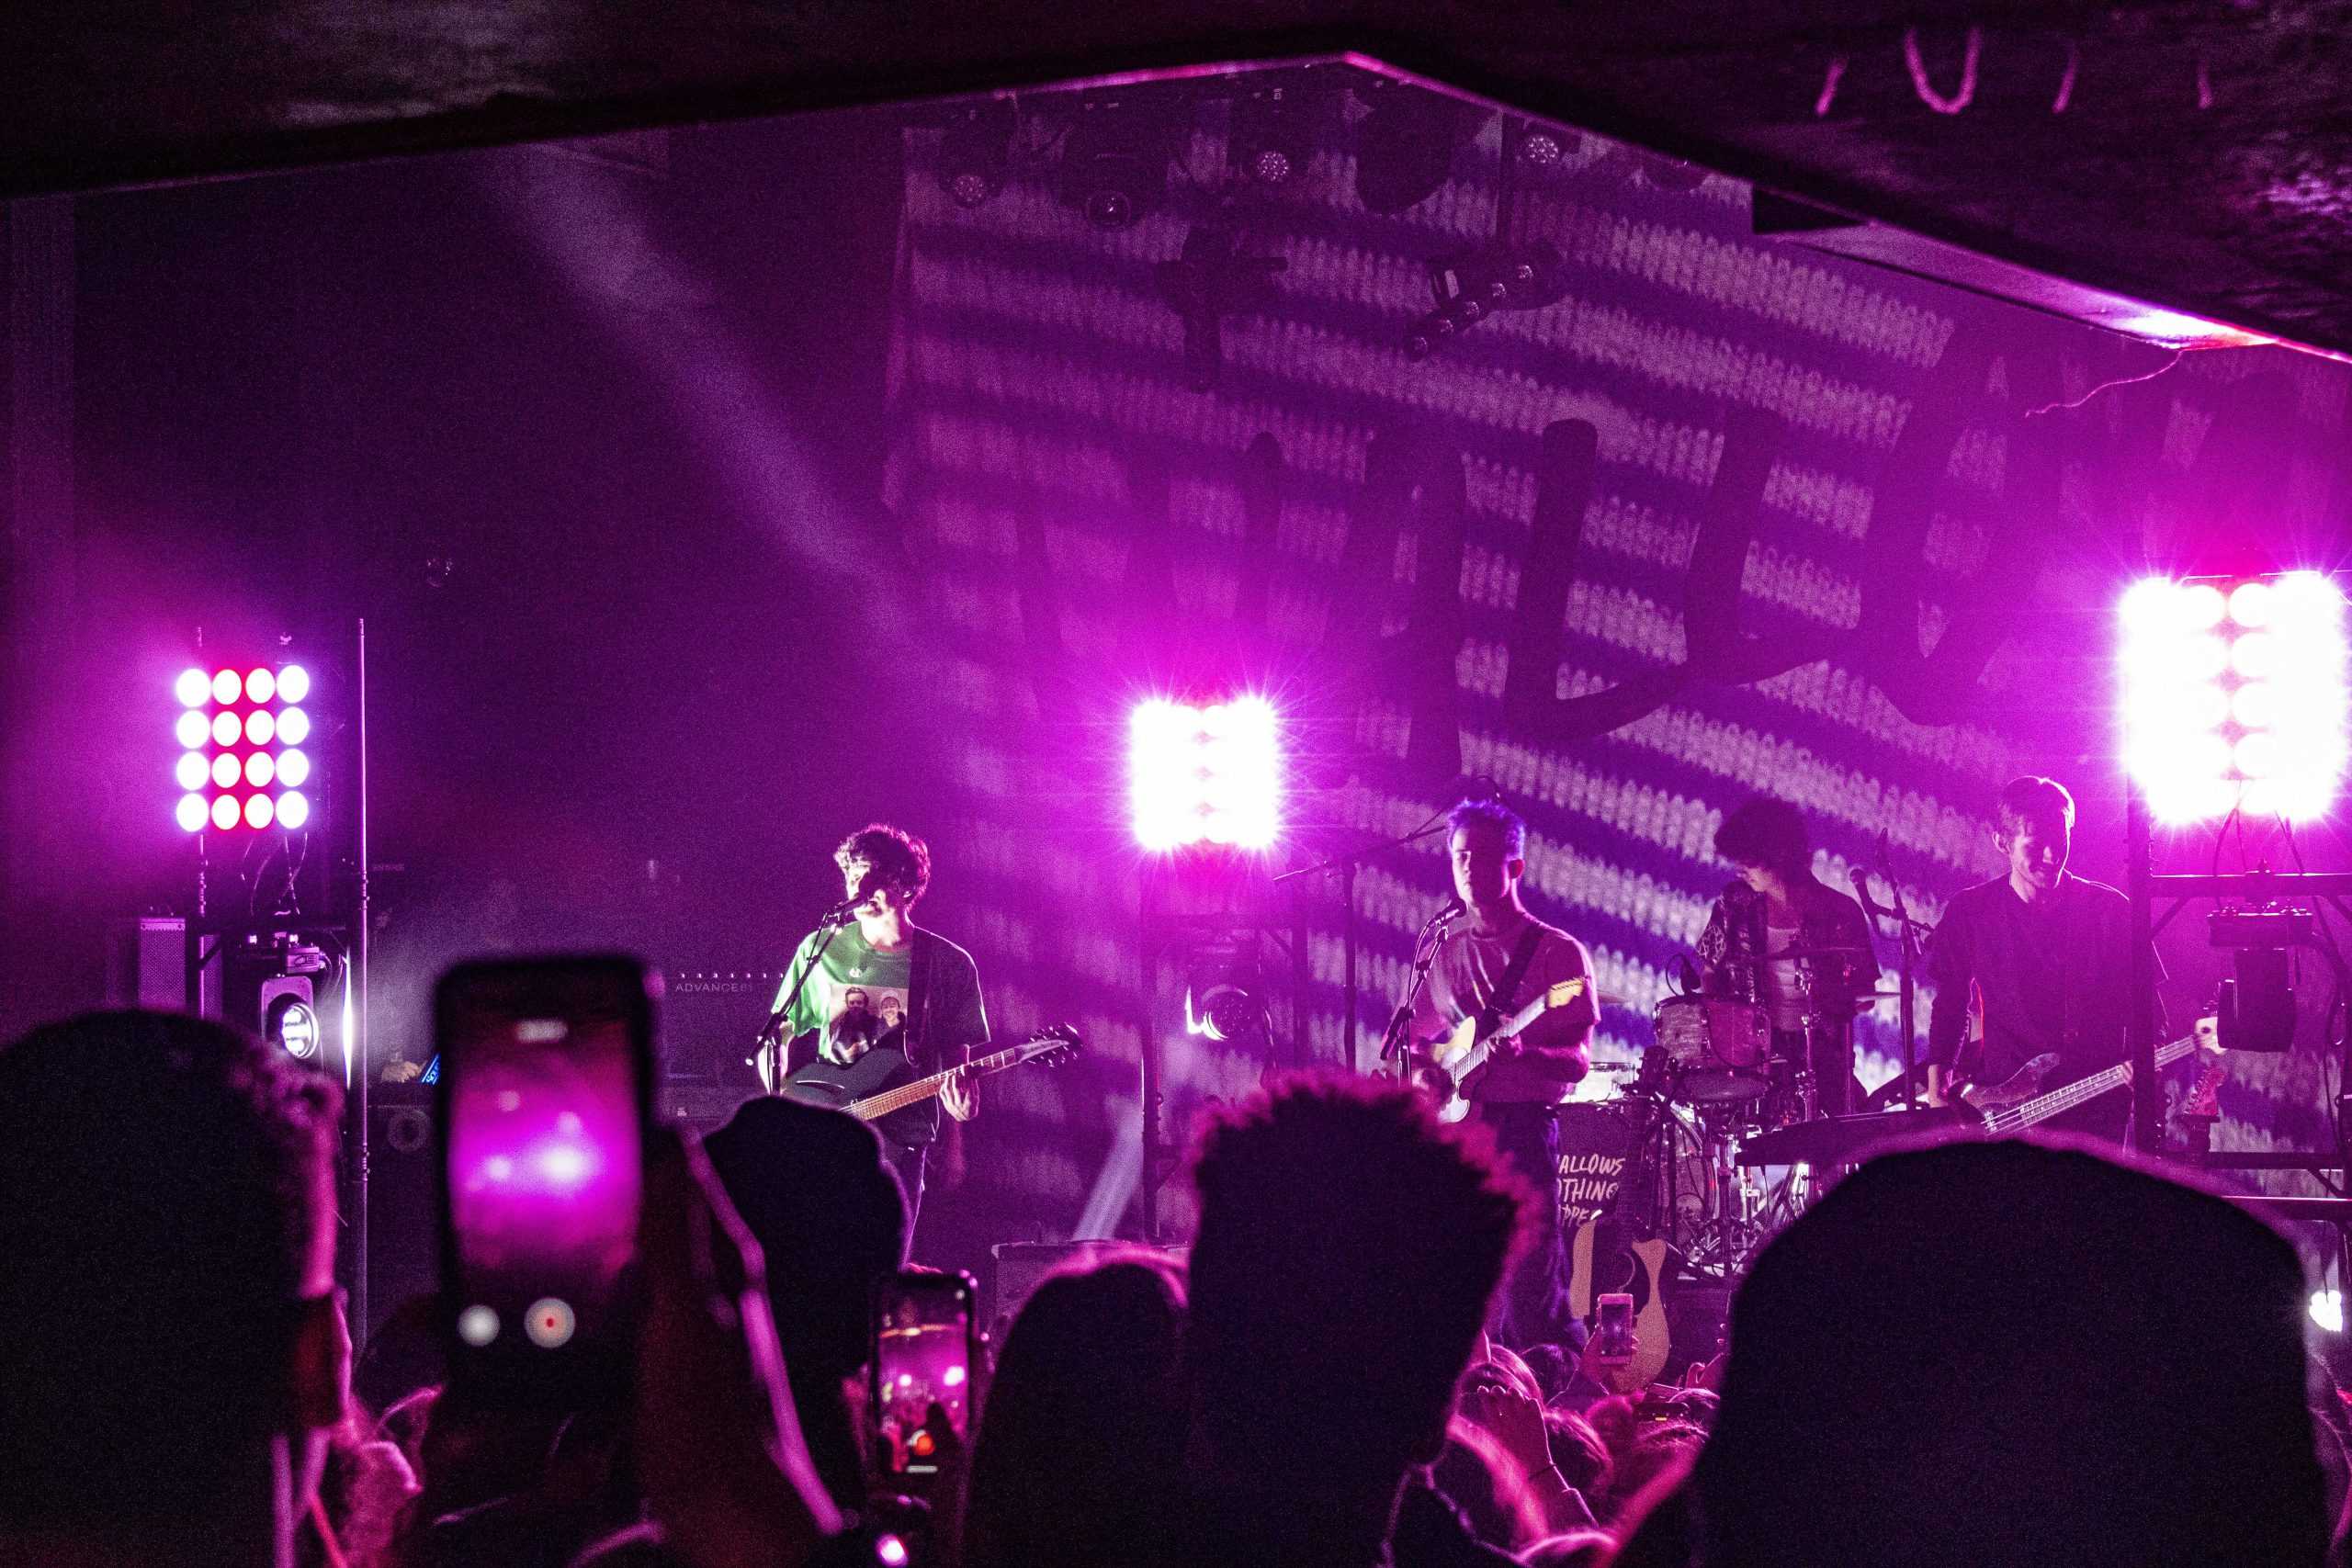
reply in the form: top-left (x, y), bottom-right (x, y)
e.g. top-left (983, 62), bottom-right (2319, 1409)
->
top-left (172, 658), bottom-right (324, 832)
top-left (2122, 574), bottom-right (2347, 823)
top-left (1129, 695), bottom-right (1283, 850)
top-left (2313, 1289), bottom-right (2344, 1334)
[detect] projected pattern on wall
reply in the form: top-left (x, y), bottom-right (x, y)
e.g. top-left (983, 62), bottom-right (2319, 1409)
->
top-left (881, 90), bottom-right (2352, 1243)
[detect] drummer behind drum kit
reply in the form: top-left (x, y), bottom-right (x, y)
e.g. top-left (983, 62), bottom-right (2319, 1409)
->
top-left (1570, 942), bottom-right (1882, 1292)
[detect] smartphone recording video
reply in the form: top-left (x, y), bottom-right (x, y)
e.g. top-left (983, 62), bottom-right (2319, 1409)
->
top-left (1596, 1291), bottom-right (1636, 1365)
top-left (436, 955), bottom-right (656, 1404)
top-left (872, 1269), bottom-right (978, 1478)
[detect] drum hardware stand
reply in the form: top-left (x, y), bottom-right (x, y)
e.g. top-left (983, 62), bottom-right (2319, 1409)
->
top-left (1851, 852), bottom-right (1933, 1111)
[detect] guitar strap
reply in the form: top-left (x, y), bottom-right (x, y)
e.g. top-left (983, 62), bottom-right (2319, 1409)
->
top-left (1485, 924), bottom-right (1547, 1030)
top-left (907, 928), bottom-right (935, 1073)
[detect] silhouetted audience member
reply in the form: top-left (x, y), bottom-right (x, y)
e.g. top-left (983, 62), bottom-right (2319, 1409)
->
top-left (1164, 1074), bottom-right (1532, 1568)
top-left (1429, 1419), bottom-right (1546, 1552)
top-left (702, 1095), bottom-right (909, 1520)
top-left (1515, 1529), bottom-right (1614, 1567)
top-left (1541, 1409), bottom-right (1611, 1503)
top-left (0, 1010), bottom-right (348, 1566)
top-left (1695, 1137), bottom-right (2328, 1567)
top-left (304, 1405), bottom-right (421, 1568)
top-left (961, 1255), bottom-right (1187, 1568)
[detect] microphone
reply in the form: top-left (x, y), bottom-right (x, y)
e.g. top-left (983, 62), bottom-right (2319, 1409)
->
top-left (1452, 775), bottom-right (1503, 805)
top-left (824, 869), bottom-right (881, 925)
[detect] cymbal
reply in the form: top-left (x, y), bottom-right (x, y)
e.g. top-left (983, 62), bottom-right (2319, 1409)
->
top-left (1759, 944), bottom-right (1875, 960)
top-left (1597, 991), bottom-right (1631, 1009)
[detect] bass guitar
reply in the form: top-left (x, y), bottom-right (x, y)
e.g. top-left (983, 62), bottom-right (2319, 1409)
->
top-left (1951, 1025), bottom-right (2213, 1138)
top-left (776, 1024), bottom-right (1082, 1147)
top-left (1425, 978), bottom-right (1590, 1124)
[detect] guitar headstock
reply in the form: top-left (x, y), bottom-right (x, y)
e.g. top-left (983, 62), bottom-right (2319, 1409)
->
top-left (1546, 978), bottom-right (1589, 1008)
top-left (1020, 1023), bottom-right (1084, 1067)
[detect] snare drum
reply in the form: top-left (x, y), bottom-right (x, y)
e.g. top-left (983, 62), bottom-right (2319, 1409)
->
top-left (1655, 997), bottom-right (1772, 1103)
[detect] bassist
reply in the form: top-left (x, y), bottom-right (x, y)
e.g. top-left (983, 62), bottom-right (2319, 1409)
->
top-left (1410, 798), bottom-right (1598, 1350)
top-left (1923, 777), bottom-right (2164, 1144)
top-left (769, 823), bottom-right (987, 1241)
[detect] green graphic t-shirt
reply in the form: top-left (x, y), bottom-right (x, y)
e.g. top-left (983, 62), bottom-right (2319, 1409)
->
top-left (774, 926), bottom-right (914, 1050)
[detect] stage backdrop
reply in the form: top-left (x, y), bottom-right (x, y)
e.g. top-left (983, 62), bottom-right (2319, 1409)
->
top-left (877, 83), bottom-right (2352, 1258)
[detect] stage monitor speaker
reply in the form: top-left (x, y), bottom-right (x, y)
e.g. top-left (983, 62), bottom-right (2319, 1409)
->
top-left (989, 1239), bottom-right (1188, 1341)
top-left (356, 1092), bottom-right (440, 1385)
top-left (104, 917), bottom-right (220, 1017)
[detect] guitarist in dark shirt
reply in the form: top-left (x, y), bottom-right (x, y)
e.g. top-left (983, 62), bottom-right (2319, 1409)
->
top-left (765, 823), bottom-right (989, 1244)
top-left (1923, 776), bottom-right (2164, 1144)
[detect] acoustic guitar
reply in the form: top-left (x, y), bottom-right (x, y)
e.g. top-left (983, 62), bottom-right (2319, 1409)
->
top-left (1566, 1095), bottom-right (1670, 1393)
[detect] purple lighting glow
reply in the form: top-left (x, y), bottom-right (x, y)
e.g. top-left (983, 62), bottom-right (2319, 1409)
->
top-left (2121, 573), bottom-right (2348, 823)
top-left (1129, 695), bottom-right (1283, 851)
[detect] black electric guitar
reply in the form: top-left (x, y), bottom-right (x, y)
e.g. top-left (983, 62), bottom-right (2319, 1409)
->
top-left (775, 1024), bottom-right (1081, 1147)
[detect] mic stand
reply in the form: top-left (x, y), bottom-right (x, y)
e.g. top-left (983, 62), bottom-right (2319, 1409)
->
top-left (755, 907), bottom-right (854, 1095)
top-left (1379, 903), bottom-right (1460, 1082)
top-left (1275, 817), bottom-right (1451, 1073)
top-left (1849, 869), bottom-right (1932, 1111)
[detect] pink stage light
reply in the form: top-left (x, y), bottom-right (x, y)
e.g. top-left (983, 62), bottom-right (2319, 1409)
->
top-left (173, 660), bottom-right (319, 832)
top-left (1130, 695), bottom-right (1283, 850)
top-left (2122, 573), bottom-right (2347, 824)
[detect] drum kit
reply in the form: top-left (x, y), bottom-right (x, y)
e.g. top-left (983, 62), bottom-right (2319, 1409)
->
top-left (1576, 942), bottom-right (1880, 1285)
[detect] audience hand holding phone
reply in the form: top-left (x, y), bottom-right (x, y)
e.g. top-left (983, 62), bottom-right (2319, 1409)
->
top-left (635, 1126), bottom-right (841, 1568)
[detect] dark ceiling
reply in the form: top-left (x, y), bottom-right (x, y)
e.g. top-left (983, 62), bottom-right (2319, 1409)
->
top-left (8, 1), bottom-right (2352, 358)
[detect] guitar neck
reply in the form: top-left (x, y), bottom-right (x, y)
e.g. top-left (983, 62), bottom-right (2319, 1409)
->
top-left (1991, 1034), bottom-right (2201, 1134)
top-left (846, 1041), bottom-right (1033, 1122)
top-left (1499, 979), bottom-right (1585, 1040)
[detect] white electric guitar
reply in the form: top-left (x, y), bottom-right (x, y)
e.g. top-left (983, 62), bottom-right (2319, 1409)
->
top-left (1423, 979), bottom-right (1590, 1124)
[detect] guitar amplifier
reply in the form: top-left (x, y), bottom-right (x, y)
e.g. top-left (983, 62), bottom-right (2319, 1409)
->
top-left (989, 1240), bottom-right (1188, 1341)
top-left (662, 968), bottom-right (781, 1090)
